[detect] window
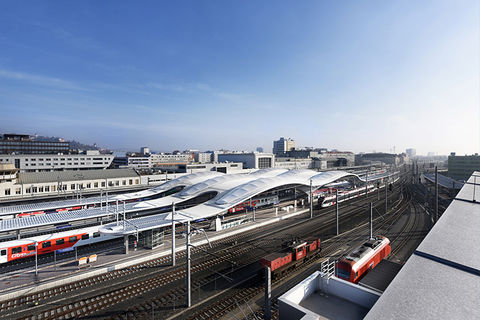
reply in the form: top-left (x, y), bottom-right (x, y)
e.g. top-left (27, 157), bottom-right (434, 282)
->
top-left (69, 236), bottom-right (77, 242)
top-left (38, 186), bottom-right (43, 192)
top-left (4, 189), bottom-right (10, 196)
top-left (135, 179), bottom-right (139, 185)
top-left (15, 188), bottom-right (21, 195)
top-left (81, 234), bottom-right (89, 240)
top-left (93, 232), bottom-right (100, 238)
top-left (1, 249), bottom-right (6, 256)
top-left (101, 182), bottom-right (106, 187)
top-left (12, 247), bottom-right (22, 254)
top-left (32, 187), bottom-right (37, 193)
top-left (94, 182), bottom-right (98, 188)
top-left (56, 239), bottom-right (65, 245)
top-left (129, 179), bottom-right (133, 185)
top-left (71, 184), bottom-right (75, 190)
top-left (115, 181), bottom-right (119, 186)
top-left (45, 186), bottom-right (49, 192)
top-left (87, 183), bottom-right (91, 188)
top-left (27, 244), bottom-right (35, 251)
top-left (42, 241), bottom-right (51, 248)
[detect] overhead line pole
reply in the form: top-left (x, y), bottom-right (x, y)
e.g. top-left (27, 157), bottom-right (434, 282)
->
top-left (310, 179), bottom-right (313, 219)
top-left (186, 220), bottom-right (191, 308)
top-left (335, 189), bottom-right (339, 235)
top-left (172, 202), bottom-right (176, 266)
top-left (435, 166), bottom-right (438, 224)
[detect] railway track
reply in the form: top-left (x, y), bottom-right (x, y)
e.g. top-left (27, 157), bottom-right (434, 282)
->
top-left (0, 178), bottom-right (407, 320)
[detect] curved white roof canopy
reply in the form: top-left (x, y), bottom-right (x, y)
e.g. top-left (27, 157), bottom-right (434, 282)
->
top-left (112, 171), bottom-right (223, 201)
top-left (131, 168), bottom-right (288, 210)
top-left (100, 169), bottom-right (395, 235)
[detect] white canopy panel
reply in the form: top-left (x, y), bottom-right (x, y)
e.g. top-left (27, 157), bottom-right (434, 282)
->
top-left (100, 169), bottom-right (373, 235)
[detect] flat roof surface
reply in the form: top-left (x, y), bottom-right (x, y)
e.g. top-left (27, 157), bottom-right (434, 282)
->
top-left (365, 172), bottom-right (480, 319)
top-left (18, 168), bottom-right (138, 184)
top-left (300, 291), bottom-right (369, 320)
top-left (358, 259), bottom-right (403, 293)
top-left (423, 173), bottom-right (464, 190)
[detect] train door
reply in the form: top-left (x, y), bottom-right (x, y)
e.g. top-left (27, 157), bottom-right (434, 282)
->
top-left (0, 248), bottom-right (8, 263)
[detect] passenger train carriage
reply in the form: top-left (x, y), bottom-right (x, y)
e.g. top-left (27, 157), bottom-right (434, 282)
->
top-left (319, 185), bottom-right (375, 207)
top-left (0, 226), bottom-right (120, 264)
top-left (336, 236), bottom-right (391, 283)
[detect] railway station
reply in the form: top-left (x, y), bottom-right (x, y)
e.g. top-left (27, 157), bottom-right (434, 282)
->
top-left (0, 168), bottom-right (398, 301)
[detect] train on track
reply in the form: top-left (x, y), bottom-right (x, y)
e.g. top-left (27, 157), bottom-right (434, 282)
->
top-left (261, 236), bottom-right (321, 276)
top-left (335, 236), bottom-right (391, 283)
top-left (0, 226), bottom-right (120, 264)
top-left (319, 184), bottom-right (376, 207)
top-left (228, 195), bottom-right (279, 213)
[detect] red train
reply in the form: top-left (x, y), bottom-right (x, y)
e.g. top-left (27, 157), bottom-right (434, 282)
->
top-left (336, 236), bottom-right (391, 283)
top-left (261, 236), bottom-right (321, 275)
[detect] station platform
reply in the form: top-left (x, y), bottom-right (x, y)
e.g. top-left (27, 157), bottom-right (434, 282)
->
top-left (0, 204), bottom-right (310, 302)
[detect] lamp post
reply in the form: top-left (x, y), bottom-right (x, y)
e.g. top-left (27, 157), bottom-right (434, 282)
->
top-left (309, 179), bottom-right (313, 219)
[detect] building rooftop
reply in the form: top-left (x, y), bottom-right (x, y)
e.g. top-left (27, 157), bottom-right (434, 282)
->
top-left (17, 169), bottom-right (140, 184)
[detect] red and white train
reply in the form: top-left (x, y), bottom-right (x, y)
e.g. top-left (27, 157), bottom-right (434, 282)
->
top-left (320, 185), bottom-right (376, 207)
top-left (0, 226), bottom-right (120, 264)
top-left (228, 195), bottom-right (279, 213)
top-left (336, 236), bottom-right (391, 283)
top-left (261, 236), bottom-right (321, 275)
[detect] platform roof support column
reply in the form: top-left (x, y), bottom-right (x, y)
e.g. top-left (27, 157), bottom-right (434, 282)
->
top-left (124, 235), bottom-right (129, 254)
top-left (16, 230), bottom-right (20, 240)
top-left (172, 202), bottom-right (176, 267)
top-left (186, 220), bottom-right (191, 308)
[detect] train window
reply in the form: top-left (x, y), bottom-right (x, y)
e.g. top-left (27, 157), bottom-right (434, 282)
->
top-left (355, 272), bottom-right (358, 278)
top-left (12, 247), bottom-right (22, 254)
top-left (81, 234), bottom-right (89, 240)
top-left (56, 239), bottom-right (65, 245)
top-left (42, 241), bottom-right (51, 248)
top-left (93, 232), bottom-right (100, 238)
top-left (27, 244), bottom-right (35, 251)
top-left (1, 249), bottom-right (6, 256)
top-left (69, 236), bottom-right (77, 243)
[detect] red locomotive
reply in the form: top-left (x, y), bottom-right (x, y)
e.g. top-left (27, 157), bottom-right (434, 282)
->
top-left (261, 236), bottom-right (321, 275)
top-left (336, 236), bottom-right (391, 283)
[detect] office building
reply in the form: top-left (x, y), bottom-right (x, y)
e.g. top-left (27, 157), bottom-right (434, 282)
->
top-left (273, 137), bottom-right (295, 155)
top-left (0, 133), bottom-right (69, 155)
top-left (448, 153), bottom-right (480, 181)
top-left (406, 148), bottom-right (416, 158)
top-left (218, 152), bottom-right (275, 169)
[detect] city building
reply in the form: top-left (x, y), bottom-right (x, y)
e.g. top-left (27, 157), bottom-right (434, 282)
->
top-left (448, 153), bottom-right (480, 181)
top-left (256, 147), bottom-right (264, 153)
top-left (274, 158), bottom-right (314, 170)
top-left (140, 147), bottom-right (150, 155)
top-left (0, 150), bottom-right (114, 172)
top-left (113, 153), bottom-right (193, 171)
top-left (406, 148), bottom-right (416, 158)
top-left (355, 153), bottom-right (401, 167)
top-left (194, 152), bottom-right (213, 164)
top-left (285, 150), bottom-right (320, 159)
top-left (0, 168), bottom-right (143, 201)
top-left (218, 152), bottom-right (275, 169)
top-left (273, 137), bottom-right (295, 155)
top-left (178, 162), bottom-right (244, 174)
top-left (0, 133), bottom-right (70, 154)
top-left (320, 151), bottom-right (355, 167)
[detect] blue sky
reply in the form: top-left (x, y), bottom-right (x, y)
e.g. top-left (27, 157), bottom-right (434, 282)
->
top-left (0, 1), bottom-right (478, 155)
